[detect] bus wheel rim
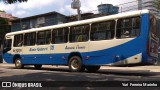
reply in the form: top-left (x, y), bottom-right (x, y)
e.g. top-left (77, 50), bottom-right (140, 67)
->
top-left (71, 59), bottom-right (79, 70)
top-left (16, 60), bottom-right (21, 67)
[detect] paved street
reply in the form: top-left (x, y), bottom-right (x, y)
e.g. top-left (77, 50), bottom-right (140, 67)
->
top-left (0, 63), bottom-right (160, 90)
top-left (0, 63), bottom-right (160, 81)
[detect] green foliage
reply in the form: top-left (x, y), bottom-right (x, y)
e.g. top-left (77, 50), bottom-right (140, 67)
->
top-left (0, 0), bottom-right (28, 4)
top-left (0, 10), bottom-right (5, 12)
top-left (0, 18), bottom-right (9, 33)
top-left (0, 18), bottom-right (8, 24)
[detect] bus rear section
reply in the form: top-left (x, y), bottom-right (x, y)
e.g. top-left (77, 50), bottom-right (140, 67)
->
top-left (146, 14), bottom-right (159, 64)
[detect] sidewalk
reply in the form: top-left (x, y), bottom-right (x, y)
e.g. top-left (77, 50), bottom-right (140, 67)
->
top-left (101, 65), bottom-right (160, 73)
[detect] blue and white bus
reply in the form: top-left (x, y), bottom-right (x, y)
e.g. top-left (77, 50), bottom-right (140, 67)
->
top-left (3, 10), bottom-right (159, 72)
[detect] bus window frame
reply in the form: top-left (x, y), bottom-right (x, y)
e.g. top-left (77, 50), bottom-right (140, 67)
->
top-left (36, 30), bottom-right (51, 45)
top-left (69, 24), bottom-right (90, 43)
top-left (90, 20), bottom-right (115, 41)
top-left (116, 16), bottom-right (141, 39)
top-left (52, 27), bottom-right (69, 44)
top-left (24, 32), bottom-right (36, 46)
top-left (13, 34), bottom-right (24, 47)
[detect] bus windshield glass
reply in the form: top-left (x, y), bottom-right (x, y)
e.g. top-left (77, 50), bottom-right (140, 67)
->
top-left (3, 39), bottom-right (12, 53)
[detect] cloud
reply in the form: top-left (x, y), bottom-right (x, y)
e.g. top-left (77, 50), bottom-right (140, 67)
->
top-left (0, 2), bottom-right (16, 12)
top-left (17, 0), bottom-right (56, 10)
top-left (14, 10), bottom-right (28, 17)
top-left (0, 0), bottom-right (134, 18)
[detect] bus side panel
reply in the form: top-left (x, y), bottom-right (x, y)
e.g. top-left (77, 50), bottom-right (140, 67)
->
top-left (85, 37), bottom-right (145, 65)
top-left (3, 52), bottom-right (14, 63)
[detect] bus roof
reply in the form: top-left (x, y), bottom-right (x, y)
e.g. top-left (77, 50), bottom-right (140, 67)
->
top-left (6, 9), bottom-right (149, 36)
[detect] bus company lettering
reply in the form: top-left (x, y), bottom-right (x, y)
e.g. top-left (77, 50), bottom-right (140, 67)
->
top-left (13, 49), bottom-right (22, 53)
top-left (37, 47), bottom-right (48, 51)
top-left (65, 45), bottom-right (85, 50)
top-left (29, 47), bottom-right (48, 52)
top-left (29, 48), bottom-right (36, 51)
top-left (65, 46), bottom-right (75, 50)
top-left (76, 45), bottom-right (85, 49)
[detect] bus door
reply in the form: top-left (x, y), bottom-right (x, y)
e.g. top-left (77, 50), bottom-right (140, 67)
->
top-left (148, 15), bottom-right (159, 59)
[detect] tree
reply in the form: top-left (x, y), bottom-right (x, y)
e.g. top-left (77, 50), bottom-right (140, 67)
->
top-left (154, 0), bottom-right (160, 10)
top-left (0, 0), bottom-right (27, 4)
top-left (0, 18), bottom-right (9, 33)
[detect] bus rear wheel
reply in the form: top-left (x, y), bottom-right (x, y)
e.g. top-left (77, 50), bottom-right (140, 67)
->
top-left (68, 56), bottom-right (85, 72)
top-left (34, 65), bottom-right (42, 70)
top-left (15, 58), bottom-right (24, 69)
top-left (86, 66), bottom-right (101, 72)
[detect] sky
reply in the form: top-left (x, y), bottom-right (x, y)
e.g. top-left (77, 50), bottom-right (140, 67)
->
top-left (0, 0), bottom-right (133, 18)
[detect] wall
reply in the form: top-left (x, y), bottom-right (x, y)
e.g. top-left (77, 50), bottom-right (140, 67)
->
top-left (11, 13), bottom-right (67, 32)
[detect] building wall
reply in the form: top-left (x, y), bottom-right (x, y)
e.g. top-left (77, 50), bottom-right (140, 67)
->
top-left (138, 0), bottom-right (159, 17)
top-left (11, 13), bottom-right (67, 32)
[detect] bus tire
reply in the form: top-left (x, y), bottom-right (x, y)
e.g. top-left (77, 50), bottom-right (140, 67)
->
top-left (86, 66), bottom-right (100, 72)
top-left (68, 56), bottom-right (85, 72)
top-left (34, 65), bottom-right (42, 70)
top-left (15, 58), bottom-right (24, 69)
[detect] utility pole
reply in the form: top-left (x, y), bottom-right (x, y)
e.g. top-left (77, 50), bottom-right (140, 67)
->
top-left (71, 0), bottom-right (81, 21)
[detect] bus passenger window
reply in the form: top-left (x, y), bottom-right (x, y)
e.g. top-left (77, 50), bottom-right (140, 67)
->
top-left (70, 25), bottom-right (89, 42)
top-left (116, 17), bottom-right (140, 39)
top-left (52, 28), bottom-right (69, 44)
top-left (132, 17), bottom-right (140, 37)
top-left (46, 30), bottom-right (51, 44)
top-left (37, 30), bottom-right (51, 45)
top-left (37, 31), bottom-right (45, 45)
top-left (91, 20), bottom-right (115, 41)
top-left (24, 32), bottom-right (36, 46)
top-left (14, 34), bottom-right (23, 47)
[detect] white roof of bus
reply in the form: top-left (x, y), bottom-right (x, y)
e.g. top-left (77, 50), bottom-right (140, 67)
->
top-left (6, 9), bottom-right (149, 36)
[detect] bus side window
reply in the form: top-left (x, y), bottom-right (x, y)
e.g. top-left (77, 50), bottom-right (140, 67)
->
top-left (91, 20), bottom-right (115, 41)
top-left (70, 25), bottom-right (89, 42)
top-left (14, 34), bottom-right (23, 47)
top-left (131, 17), bottom-right (140, 37)
top-left (37, 31), bottom-right (45, 45)
top-left (24, 32), bottom-right (36, 46)
top-left (46, 30), bottom-right (51, 44)
top-left (52, 28), bottom-right (69, 44)
top-left (37, 30), bottom-right (51, 45)
top-left (116, 17), bottom-right (140, 39)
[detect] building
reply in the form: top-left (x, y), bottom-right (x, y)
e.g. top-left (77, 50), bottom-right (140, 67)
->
top-left (11, 11), bottom-right (67, 32)
top-left (138, 0), bottom-right (160, 17)
top-left (97, 4), bottom-right (119, 15)
top-left (0, 11), bottom-right (14, 20)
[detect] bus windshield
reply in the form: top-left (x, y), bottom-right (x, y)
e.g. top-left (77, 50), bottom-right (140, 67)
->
top-left (3, 39), bottom-right (12, 53)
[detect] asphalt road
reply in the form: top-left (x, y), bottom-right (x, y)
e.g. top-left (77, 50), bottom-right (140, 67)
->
top-left (0, 63), bottom-right (160, 90)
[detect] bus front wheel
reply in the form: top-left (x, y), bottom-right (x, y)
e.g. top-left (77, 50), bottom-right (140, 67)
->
top-left (34, 65), bottom-right (42, 70)
top-left (68, 56), bottom-right (85, 72)
top-left (86, 66), bottom-right (101, 72)
top-left (15, 58), bottom-right (24, 69)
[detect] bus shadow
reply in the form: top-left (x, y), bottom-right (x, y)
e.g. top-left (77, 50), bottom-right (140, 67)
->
top-left (7, 66), bottom-right (160, 77)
